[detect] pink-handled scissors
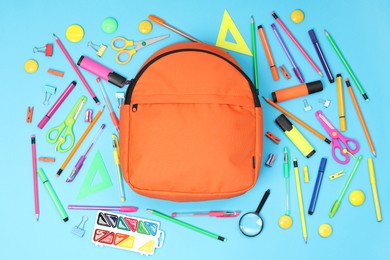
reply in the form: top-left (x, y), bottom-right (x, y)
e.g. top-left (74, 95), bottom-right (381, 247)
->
top-left (315, 110), bottom-right (359, 164)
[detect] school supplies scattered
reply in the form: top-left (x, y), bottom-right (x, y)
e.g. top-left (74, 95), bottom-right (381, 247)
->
top-left (66, 124), bottom-right (105, 182)
top-left (319, 98), bottom-right (331, 108)
top-left (303, 165), bottom-right (310, 183)
top-left (112, 134), bottom-right (125, 202)
top-left (329, 170), bottom-right (345, 180)
top-left (239, 189), bottom-right (270, 237)
top-left (149, 14), bottom-right (200, 42)
top-left (66, 24), bottom-right (84, 43)
top-left (92, 211), bottom-right (164, 255)
top-left (329, 155), bottom-right (363, 218)
top-left (265, 153), bottom-right (277, 167)
top-left (76, 150), bottom-right (112, 200)
top-left (308, 158), bottom-right (327, 215)
top-left (336, 74), bottom-right (347, 131)
top-left (315, 110), bottom-right (359, 164)
top-left (279, 65), bottom-right (291, 79)
top-left (47, 68), bottom-right (64, 77)
top-left (293, 158), bottom-right (308, 243)
top-left (31, 135), bottom-right (39, 220)
top-left (115, 92), bottom-right (124, 108)
top-left (139, 20), bottom-right (153, 34)
top-left (68, 205), bottom-right (138, 213)
top-left (38, 157), bottom-right (56, 163)
top-left (265, 131), bottom-right (281, 144)
top-left (257, 25), bottom-right (279, 80)
top-left (216, 10), bottom-right (252, 56)
top-left (325, 30), bottom-right (368, 101)
top-left (33, 43), bottom-right (53, 56)
top-left (148, 209), bottom-right (225, 241)
top-left (368, 158), bottom-right (382, 221)
top-left (84, 109), bottom-right (93, 122)
top-left (47, 96), bottom-right (86, 153)
top-left (26, 106), bottom-right (34, 123)
top-left (346, 78), bottom-right (376, 156)
top-left (250, 16), bottom-right (259, 89)
top-left (72, 216), bottom-right (88, 237)
top-left (37, 168), bottom-right (69, 222)
top-left (97, 78), bottom-right (119, 132)
top-left (24, 59), bottom-right (38, 73)
top-left (87, 41), bottom-right (107, 57)
top-left (56, 106), bottom-right (104, 177)
top-left (171, 211), bottom-right (240, 218)
top-left (272, 11), bottom-right (323, 77)
top-left (53, 34), bottom-right (100, 104)
top-left (101, 17), bottom-right (118, 34)
top-left (271, 23), bottom-right (304, 83)
top-left (42, 85), bottom-right (57, 106)
top-left (275, 114), bottom-right (316, 158)
top-left (38, 81), bottom-right (77, 129)
top-left (271, 80), bottom-right (323, 103)
top-left (349, 190), bottom-right (365, 206)
top-left (303, 99), bottom-right (312, 111)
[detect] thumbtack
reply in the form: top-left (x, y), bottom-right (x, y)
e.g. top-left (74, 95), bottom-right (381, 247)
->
top-left (42, 85), bottom-right (57, 106)
top-left (115, 92), bottom-right (125, 108)
top-left (319, 98), bottom-right (331, 108)
top-left (33, 43), bottom-right (53, 56)
top-left (303, 99), bottom-right (312, 111)
top-left (329, 170), bottom-right (345, 180)
top-left (87, 41), bottom-right (107, 57)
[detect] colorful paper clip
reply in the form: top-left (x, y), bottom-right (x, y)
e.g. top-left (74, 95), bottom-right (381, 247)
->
top-left (265, 153), bottom-right (277, 167)
top-left (47, 69), bottom-right (64, 77)
top-left (329, 170), bottom-right (345, 180)
top-left (87, 41), bottom-right (107, 57)
top-left (115, 92), bottom-right (125, 108)
top-left (303, 99), bottom-right (312, 111)
top-left (26, 106), bottom-right (34, 123)
top-left (43, 85), bottom-right (57, 106)
top-left (33, 44), bottom-right (53, 56)
top-left (319, 98), bottom-right (331, 108)
top-left (265, 131), bottom-right (281, 144)
top-left (71, 216), bottom-right (88, 237)
top-left (279, 65), bottom-right (291, 79)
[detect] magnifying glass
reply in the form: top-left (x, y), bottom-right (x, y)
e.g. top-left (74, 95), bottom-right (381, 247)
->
top-left (239, 189), bottom-right (271, 237)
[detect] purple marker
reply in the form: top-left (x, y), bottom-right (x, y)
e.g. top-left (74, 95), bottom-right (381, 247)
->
top-left (271, 23), bottom-right (304, 83)
top-left (308, 29), bottom-right (334, 83)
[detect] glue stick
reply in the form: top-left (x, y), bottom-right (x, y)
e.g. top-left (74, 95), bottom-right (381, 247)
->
top-left (272, 80), bottom-right (323, 102)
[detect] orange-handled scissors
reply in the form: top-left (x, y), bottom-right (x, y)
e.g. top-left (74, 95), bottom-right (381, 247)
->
top-left (111, 34), bottom-right (170, 65)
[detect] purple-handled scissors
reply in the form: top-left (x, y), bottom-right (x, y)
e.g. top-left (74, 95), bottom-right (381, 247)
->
top-left (315, 110), bottom-right (359, 164)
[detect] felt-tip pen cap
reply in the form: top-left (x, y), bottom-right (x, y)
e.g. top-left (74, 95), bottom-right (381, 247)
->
top-left (272, 80), bottom-right (323, 102)
top-left (308, 29), bottom-right (318, 44)
top-left (319, 157), bottom-right (327, 172)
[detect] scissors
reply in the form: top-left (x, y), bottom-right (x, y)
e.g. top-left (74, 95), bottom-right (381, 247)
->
top-left (47, 96), bottom-right (86, 153)
top-left (315, 110), bottom-right (359, 164)
top-left (111, 34), bottom-right (170, 65)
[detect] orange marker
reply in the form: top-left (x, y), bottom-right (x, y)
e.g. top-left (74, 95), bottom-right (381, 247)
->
top-left (272, 81), bottom-right (323, 103)
top-left (257, 25), bottom-right (279, 81)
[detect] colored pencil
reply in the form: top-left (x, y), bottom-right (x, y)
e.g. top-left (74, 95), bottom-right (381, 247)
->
top-left (250, 16), bottom-right (259, 89)
top-left (293, 159), bottom-right (308, 243)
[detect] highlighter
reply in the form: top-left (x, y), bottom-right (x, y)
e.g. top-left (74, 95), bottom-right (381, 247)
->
top-left (275, 114), bottom-right (316, 158)
top-left (272, 80), bottom-right (323, 102)
top-left (336, 74), bottom-right (346, 131)
top-left (78, 55), bottom-right (127, 88)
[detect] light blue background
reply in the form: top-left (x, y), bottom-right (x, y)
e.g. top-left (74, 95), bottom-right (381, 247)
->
top-left (1, 0), bottom-right (389, 259)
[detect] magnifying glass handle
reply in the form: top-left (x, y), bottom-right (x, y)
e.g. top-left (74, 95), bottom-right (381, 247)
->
top-left (255, 189), bottom-right (271, 214)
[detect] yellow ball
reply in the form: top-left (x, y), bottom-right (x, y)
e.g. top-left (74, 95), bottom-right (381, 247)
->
top-left (291, 10), bottom-right (305, 24)
top-left (318, 223), bottom-right (332, 238)
top-left (66, 24), bottom-right (84, 42)
top-left (278, 215), bottom-right (293, 229)
top-left (349, 190), bottom-right (365, 206)
top-left (24, 59), bottom-right (38, 73)
top-left (138, 20), bottom-right (153, 34)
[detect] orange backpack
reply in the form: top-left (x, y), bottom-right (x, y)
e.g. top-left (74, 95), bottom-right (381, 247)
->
top-left (119, 42), bottom-right (263, 201)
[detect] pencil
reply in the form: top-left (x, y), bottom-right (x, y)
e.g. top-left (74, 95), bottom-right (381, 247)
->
top-left (336, 74), bottom-right (346, 131)
top-left (53, 34), bottom-right (100, 105)
top-left (345, 79), bottom-right (376, 156)
top-left (258, 25), bottom-right (279, 81)
top-left (56, 106), bottom-right (105, 177)
top-left (31, 135), bottom-right (39, 221)
top-left (368, 158), bottom-right (382, 222)
top-left (251, 16), bottom-right (259, 90)
top-left (293, 158), bottom-right (308, 243)
top-left (262, 97), bottom-right (331, 144)
top-left (112, 134), bottom-right (125, 202)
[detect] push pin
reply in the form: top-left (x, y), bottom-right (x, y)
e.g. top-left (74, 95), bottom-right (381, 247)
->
top-left (265, 153), bottom-right (277, 167)
top-left (265, 131), bottom-right (281, 144)
top-left (42, 85), bottom-right (57, 106)
top-left (279, 65), bottom-right (291, 79)
top-left (319, 98), bottom-right (331, 108)
top-left (303, 99), bottom-right (312, 111)
top-left (33, 44), bottom-right (53, 56)
top-left (116, 92), bottom-right (125, 108)
top-left (71, 216), bottom-right (88, 237)
top-left (26, 106), bottom-right (34, 123)
top-left (87, 41), bottom-right (107, 57)
top-left (329, 170), bottom-right (345, 180)
top-left (85, 109), bottom-right (93, 122)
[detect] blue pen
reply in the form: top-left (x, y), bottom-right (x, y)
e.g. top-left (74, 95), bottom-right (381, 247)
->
top-left (308, 157), bottom-right (327, 215)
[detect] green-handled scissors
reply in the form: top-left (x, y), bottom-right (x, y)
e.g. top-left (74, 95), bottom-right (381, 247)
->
top-left (111, 34), bottom-right (169, 65)
top-left (47, 96), bottom-right (86, 153)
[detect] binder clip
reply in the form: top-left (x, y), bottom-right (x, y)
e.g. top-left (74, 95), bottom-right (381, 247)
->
top-left (33, 44), bottom-right (53, 56)
top-left (26, 106), bottom-right (34, 123)
top-left (71, 216), bottom-right (88, 237)
top-left (319, 98), bottom-right (331, 108)
top-left (329, 170), bottom-right (345, 180)
top-left (87, 41), bottom-right (107, 57)
top-left (279, 65), bottom-right (291, 80)
top-left (303, 99), bottom-right (312, 111)
top-left (265, 153), bottom-right (277, 167)
top-left (115, 92), bottom-right (125, 108)
top-left (265, 131), bottom-right (281, 144)
top-left (42, 85), bottom-right (57, 106)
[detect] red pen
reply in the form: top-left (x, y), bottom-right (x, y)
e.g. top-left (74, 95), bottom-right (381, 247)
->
top-left (171, 211), bottom-right (241, 218)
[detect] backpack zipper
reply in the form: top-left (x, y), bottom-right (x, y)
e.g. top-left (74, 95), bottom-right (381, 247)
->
top-left (124, 48), bottom-right (261, 107)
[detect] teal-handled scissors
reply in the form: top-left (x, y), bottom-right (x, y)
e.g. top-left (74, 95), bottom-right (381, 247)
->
top-left (111, 34), bottom-right (170, 65)
top-left (47, 96), bottom-right (86, 152)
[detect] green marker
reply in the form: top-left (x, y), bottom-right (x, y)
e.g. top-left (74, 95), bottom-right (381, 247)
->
top-left (37, 168), bottom-right (69, 222)
top-left (325, 30), bottom-right (368, 102)
top-left (329, 155), bottom-right (363, 218)
top-left (250, 16), bottom-right (259, 90)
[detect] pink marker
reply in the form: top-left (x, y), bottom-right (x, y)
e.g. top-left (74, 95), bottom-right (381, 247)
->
top-left (37, 81), bottom-right (76, 129)
top-left (171, 211), bottom-right (241, 218)
top-left (271, 12), bottom-right (323, 77)
top-left (31, 135), bottom-right (39, 220)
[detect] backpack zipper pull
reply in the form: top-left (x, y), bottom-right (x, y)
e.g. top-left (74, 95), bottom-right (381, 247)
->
top-left (132, 104), bottom-right (138, 112)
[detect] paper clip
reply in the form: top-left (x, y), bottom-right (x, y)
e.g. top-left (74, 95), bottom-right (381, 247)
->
top-left (303, 165), bottom-right (310, 183)
top-left (42, 85), bottom-right (57, 106)
top-left (265, 153), bottom-right (277, 167)
top-left (279, 65), bottom-right (291, 79)
top-left (265, 131), bottom-right (281, 144)
top-left (303, 99), bottom-right (312, 111)
top-left (329, 170), bottom-right (345, 180)
top-left (71, 216), bottom-right (88, 237)
top-left (85, 109), bottom-right (93, 122)
top-left (26, 106), bottom-right (34, 123)
top-left (319, 98), bottom-right (331, 108)
top-left (47, 69), bottom-right (64, 77)
top-left (87, 41), bottom-right (107, 57)
top-left (115, 92), bottom-right (125, 108)
top-left (33, 43), bottom-right (53, 56)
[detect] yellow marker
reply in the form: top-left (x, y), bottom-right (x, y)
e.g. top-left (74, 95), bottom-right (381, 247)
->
top-left (368, 158), bottom-right (382, 222)
top-left (336, 74), bottom-right (346, 131)
top-left (303, 166), bottom-right (309, 183)
top-left (293, 159), bottom-right (308, 243)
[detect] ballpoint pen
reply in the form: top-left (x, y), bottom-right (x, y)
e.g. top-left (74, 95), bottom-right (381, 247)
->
top-left (68, 205), bottom-right (137, 213)
top-left (96, 78), bottom-right (119, 132)
top-left (283, 147), bottom-right (290, 216)
top-left (112, 134), bottom-right (125, 202)
top-left (171, 211), bottom-right (240, 218)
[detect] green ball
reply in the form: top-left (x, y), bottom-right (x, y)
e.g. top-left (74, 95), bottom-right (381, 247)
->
top-left (101, 17), bottom-right (118, 34)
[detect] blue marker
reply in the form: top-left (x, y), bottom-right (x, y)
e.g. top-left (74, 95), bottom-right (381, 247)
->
top-left (308, 158), bottom-right (327, 215)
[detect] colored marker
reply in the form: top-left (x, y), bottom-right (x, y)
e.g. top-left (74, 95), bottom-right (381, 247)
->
top-left (112, 134), bottom-right (126, 202)
top-left (148, 209), bottom-right (227, 242)
top-left (271, 23), bottom-right (304, 83)
top-left (251, 16), bottom-right (259, 89)
top-left (293, 159), bottom-right (308, 243)
top-left (31, 135), bottom-right (39, 220)
top-left (68, 205), bottom-right (138, 213)
top-left (171, 211), bottom-right (240, 218)
top-left (96, 78), bottom-right (119, 133)
top-left (308, 158), bottom-right (327, 215)
top-left (37, 168), bottom-right (69, 222)
top-left (271, 11), bottom-right (323, 77)
top-left (346, 79), bottom-right (376, 157)
top-left (258, 25), bottom-right (279, 80)
top-left (329, 155), bottom-right (363, 218)
top-left (336, 74), bottom-right (346, 131)
top-left (368, 158), bottom-right (382, 222)
top-left (272, 81), bottom-right (323, 103)
top-left (325, 30), bottom-right (368, 102)
top-left (308, 29), bottom-right (334, 83)
top-left (53, 34), bottom-right (100, 105)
